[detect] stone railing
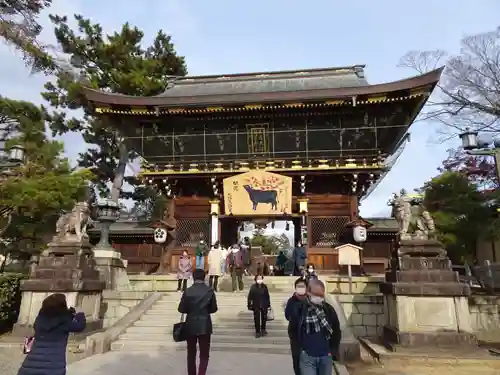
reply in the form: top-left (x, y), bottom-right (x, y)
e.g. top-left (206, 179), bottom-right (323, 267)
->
top-left (469, 295), bottom-right (500, 342)
top-left (101, 290), bottom-right (151, 328)
top-left (336, 294), bottom-right (384, 338)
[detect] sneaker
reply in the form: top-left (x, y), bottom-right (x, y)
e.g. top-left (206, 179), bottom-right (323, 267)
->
top-left (262, 330), bottom-right (268, 336)
top-left (255, 332), bottom-right (261, 338)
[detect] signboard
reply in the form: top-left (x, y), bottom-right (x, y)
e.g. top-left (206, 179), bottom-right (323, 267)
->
top-left (336, 244), bottom-right (362, 266)
top-left (223, 170), bottom-right (292, 216)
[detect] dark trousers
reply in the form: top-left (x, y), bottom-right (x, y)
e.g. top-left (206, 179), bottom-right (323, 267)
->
top-left (208, 275), bottom-right (219, 291)
top-left (253, 308), bottom-right (267, 333)
top-left (290, 339), bottom-right (301, 375)
top-left (231, 266), bottom-right (244, 291)
top-left (187, 334), bottom-right (211, 375)
top-left (177, 279), bottom-right (188, 291)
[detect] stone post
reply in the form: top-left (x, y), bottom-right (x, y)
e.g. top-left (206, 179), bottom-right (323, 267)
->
top-left (92, 199), bottom-right (130, 290)
top-left (381, 239), bottom-right (476, 349)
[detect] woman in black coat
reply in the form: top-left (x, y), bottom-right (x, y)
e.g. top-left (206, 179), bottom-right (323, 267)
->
top-left (18, 293), bottom-right (86, 375)
top-left (247, 274), bottom-right (271, 338)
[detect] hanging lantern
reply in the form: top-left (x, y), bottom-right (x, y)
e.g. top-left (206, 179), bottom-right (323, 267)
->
top-left (154, 228), bottom-right (168, 244)
top-left (353, 225), bottom-right (367, 243)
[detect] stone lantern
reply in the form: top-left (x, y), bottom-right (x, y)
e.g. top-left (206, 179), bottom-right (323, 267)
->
top-left (92, 198), bottom-right (130, 290)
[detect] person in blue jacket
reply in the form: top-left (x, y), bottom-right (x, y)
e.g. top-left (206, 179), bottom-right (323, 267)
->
top-left (288, 279), bottom-right (341, 375)
top-left (292, 241), bottom-right (307, 276)
top-left (285, 278), bottom-right (308, 375)
top-left (18, 293), bottom-right (86, 375)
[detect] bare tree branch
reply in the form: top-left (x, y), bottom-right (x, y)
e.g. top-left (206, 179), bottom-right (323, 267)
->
top-left (400, 27), bottom-right (500, 139)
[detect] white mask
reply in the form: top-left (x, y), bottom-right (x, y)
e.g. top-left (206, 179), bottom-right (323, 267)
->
top-left (308, 268), bottom-right (314, 273)
top-left (256, 279), bottom-right (263, 284)
top-left (232, 248), bottom-right (239, 253)
top-left (310, 296), bottom-right (324, 305)
top-left (296, 287), bottom-right (306, 295)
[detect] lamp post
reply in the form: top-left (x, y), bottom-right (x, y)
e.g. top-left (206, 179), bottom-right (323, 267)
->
top-left (459, 128), bottom-right (500, 182)
top-left (94, 198), bottom-right (120, 251)
top-left (0, 144), bottom-right (25, 172)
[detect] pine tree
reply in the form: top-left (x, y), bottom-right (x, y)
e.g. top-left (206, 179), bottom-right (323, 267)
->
top-left (42, 14), bottom-right (187, 202)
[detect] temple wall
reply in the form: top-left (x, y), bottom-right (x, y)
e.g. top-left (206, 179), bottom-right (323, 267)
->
top-left (337, 294), bottom-right (385, 338)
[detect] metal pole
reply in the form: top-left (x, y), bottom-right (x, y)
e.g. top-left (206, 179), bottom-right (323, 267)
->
top-left (347, 264), bottom-right (353, 294)
top-left (495, 149), bottom-right (500, 184)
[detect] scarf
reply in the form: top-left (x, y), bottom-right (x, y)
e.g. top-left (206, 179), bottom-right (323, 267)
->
top-left (304, 298), bottom-right (333, 341)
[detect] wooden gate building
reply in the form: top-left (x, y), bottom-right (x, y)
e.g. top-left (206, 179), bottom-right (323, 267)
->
top-left (83, 65), bottom-right (442, 273)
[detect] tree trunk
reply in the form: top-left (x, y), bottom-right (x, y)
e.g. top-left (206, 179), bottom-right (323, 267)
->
top-left (110, 140), bottom-right (127, 202)
top-left (0, 212), bottom-right (13, 238)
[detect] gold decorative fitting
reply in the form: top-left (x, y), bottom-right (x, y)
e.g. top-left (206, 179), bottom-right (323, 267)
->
top-left (282, 103), bottom-right (304, 108)
top-left (206, 106), bottom-right (224, 112)
top-left (345, 158), bottom-right (357, 168)
top-left (291, 160), bottom-right (302, 169)
top-left (188, 163), bottom-right (199, 172)
top-left (318, 159), bottom-right (329, 168)
top-left (238, 162), bottom-right (250, 171)
top-left (244, 104), bottom-right (263, 109)
top-left (367, 95), bottom-right (387, 103)
top-left (213, 163), bottom-right (224, 172)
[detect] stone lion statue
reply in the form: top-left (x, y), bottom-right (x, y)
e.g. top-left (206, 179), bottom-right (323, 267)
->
top-left (55, 202), bottom-right (90, 241)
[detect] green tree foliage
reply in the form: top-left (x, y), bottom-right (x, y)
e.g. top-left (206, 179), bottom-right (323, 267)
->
top-left (250, 233), bottom-right (279, 255)
top-left (422, 171), bottom-right (500, 263)
top-left (42, 14), bottom-right (187, 201)
top-left (0, 96), bottom-right (92, 263)
top-left (0, 0), bottom-right (55, 72)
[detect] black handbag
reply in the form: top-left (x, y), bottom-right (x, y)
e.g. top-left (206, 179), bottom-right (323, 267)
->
top-left (172, 314), bottom-right (186, 342)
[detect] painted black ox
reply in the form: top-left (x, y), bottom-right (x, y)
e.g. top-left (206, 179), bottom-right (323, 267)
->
top-left (243, 184), bottom-right (278, 210)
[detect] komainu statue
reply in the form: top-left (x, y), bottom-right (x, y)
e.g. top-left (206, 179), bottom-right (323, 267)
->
top-left (389, 189), bottom-right (435, 240)
top-left (55, 202), bottom-right (91, 242)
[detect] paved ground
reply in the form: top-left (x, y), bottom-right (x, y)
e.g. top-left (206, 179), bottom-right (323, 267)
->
top-left (66, 350), bottom-right (294, 375)
top-left (0, 347), bottom-right (85, 375)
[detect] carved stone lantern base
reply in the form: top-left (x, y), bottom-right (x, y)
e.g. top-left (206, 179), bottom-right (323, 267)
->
top-left (380, 238), bottom-right (477, 349)
top-left (15, 238), bottom-right (105, 333)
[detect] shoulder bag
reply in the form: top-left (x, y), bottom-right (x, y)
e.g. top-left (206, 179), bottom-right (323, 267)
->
top-left (172, 313), bottom-right (186, 342)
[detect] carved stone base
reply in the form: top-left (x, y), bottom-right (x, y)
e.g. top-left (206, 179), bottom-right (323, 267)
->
top-left (383, 326), bottom-right (477, 348)
top-left (18, 238), bottom-right (105, 327)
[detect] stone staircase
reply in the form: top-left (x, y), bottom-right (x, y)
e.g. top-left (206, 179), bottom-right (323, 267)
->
top-left (111, 291), bottom-right (293, 354)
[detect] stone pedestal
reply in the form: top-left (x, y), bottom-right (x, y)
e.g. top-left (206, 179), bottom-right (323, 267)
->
top-left (16, 239), bottom-right (105, 332)
top-left (93, 248), bottom-right (130, 291)
top-left (381, 239), bottom-right (477, 348)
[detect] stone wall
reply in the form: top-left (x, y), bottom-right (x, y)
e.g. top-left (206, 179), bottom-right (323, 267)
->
top-left (469, 295), bottom-right (500, 342)
top-left (101, 291), bottom-right (151, 328)
top-left (336, 294), bottom-right (384, 338)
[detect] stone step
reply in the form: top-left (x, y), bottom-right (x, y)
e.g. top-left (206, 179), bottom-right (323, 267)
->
top-left (125, 325), bottom-right (290, 336)
top-left (119, 332), bottom-right (291, 345)
top-left (110, 340), bottom-right (291, 355)
top-left (133, 318), bottom-right (287, 329)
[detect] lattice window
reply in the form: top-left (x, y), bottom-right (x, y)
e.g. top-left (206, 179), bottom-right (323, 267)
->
top-left (177, 219), bottom-right (210, 248)
top-left (310, 216), bottom-right (350, 247)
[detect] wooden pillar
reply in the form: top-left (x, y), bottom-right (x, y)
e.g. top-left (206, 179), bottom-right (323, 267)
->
top-left (349, 195), bottom-right (359, 220)
top-left (297, 198), bottom-right (309, 246)
top-left (209, 199), bottom-right (220, 246)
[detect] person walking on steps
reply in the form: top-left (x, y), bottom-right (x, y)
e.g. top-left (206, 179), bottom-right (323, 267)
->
top-left (18, 293), bottom-right (86, 375)
top-left (285, 278), bottom-right (309, 375)
top-left (289, 279), bottom-right (342, 375)
top-left (227, 244), bottom-right (244, 292)
top-left (292, 241), bottom-right (308, 277)
top-left (195, 239), bottom-right (208, 270)
top-left (247, 274), bottom-right (271, 338)
top-left (177, 250), bottom-right (192, 292)
top-left (304, 263), bottom-right (319, 285)
top-left (208, 241), bottom-right (223, 291)
top-left (178, 269), bottom-right (218, 375)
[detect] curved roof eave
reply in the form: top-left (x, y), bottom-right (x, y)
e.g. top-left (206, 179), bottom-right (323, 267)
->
top-left (82, 67), bottom-right (444, 108)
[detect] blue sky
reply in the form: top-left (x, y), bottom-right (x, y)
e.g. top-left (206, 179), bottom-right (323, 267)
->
top-left (1, 0), bottom-right (499, 217)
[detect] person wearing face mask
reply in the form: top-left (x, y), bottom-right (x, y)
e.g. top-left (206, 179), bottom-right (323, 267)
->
top-left (247, 274), bottom-right (271, 338)
top-left (226, 244), bottom-right (244, 292)
top-left (177, 250), bottom-right (193, 292)
top-left (304, 263), bottom-right (318, 285)
top-left (292, 241), bottom-right (308, 277)
top-left (290, 279), bottom-right (341, 375)
top-left (285, 278), bottom-right (308, 375)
